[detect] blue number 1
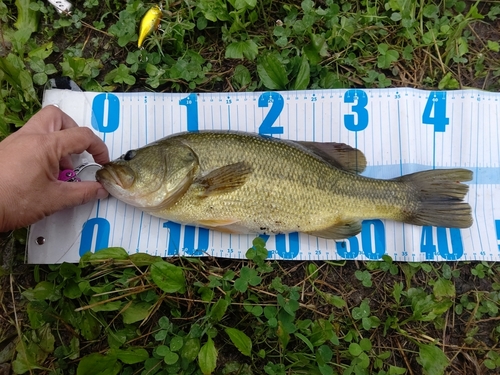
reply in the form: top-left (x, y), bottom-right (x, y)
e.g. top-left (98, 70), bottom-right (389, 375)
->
top-left (179, 93), bottom-right (199, 132)
top-left (422, 92), bottom-right (449, 132)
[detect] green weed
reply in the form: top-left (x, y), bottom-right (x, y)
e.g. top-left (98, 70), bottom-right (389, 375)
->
top-left (2, 236), bottom-right (500, 374)
top-left (1, 0), bottom-right (500, 133)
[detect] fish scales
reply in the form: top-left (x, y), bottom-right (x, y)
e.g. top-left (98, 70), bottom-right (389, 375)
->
top-left (96, 131), bottom-right (472, 239)
top-left (164, 133), bottom-right (370, 233)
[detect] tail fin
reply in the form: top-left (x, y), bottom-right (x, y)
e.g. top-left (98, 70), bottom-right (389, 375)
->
top-left (395, 168), bottom-right (473, 228)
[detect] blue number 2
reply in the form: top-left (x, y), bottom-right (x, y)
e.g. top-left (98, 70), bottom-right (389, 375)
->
top-left (258, 92), bottom-right (284, 135)
top-left (343, 89), bottom-right (368, 131)
top-left (259, 233), bottom-right (300, 259)
top-left (422, 92), bottom-right (449, 132)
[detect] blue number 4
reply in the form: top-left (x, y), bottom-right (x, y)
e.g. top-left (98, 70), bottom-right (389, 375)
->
top-left (422, 92), bottom-right (449, 132)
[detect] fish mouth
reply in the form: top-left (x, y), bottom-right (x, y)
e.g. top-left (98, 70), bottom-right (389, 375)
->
top-left (96, 164), bottom-right (135, 189)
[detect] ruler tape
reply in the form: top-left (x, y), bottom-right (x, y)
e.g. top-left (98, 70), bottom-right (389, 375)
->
top-left (28, 87), bottom-right (500, 263)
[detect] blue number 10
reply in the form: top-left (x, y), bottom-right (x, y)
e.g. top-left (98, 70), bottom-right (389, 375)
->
top-left (163, 222), bottom-right (209, 255)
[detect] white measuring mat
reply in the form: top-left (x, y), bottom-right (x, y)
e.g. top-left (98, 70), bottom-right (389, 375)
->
top-left (26, 88), bottom-right (500, 263)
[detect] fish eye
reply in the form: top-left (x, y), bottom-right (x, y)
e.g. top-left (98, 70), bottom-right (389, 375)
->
top-left (123, 150), bottom-right (137, 161)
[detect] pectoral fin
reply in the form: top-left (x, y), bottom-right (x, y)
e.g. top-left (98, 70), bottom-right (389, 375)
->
top-left (307, 220), bottom-right (362, 240)
top-left (296, 141), bottom-right (367, 173)
top-left (195, 161), bottom-right (253, 196)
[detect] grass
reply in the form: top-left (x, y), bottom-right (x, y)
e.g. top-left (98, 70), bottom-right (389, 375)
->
top-left (1, 0), bottom-right (500, 374)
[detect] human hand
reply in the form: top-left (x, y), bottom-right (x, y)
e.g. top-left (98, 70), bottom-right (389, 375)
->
top-left (0, 105), bottom-right (110, 231)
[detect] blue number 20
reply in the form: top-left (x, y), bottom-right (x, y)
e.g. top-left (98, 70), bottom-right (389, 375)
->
top-left (259, 233), bottom-right (300, 259)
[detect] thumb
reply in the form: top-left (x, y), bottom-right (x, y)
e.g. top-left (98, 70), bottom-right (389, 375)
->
top-left (56, 181), bottom-right (109, 209)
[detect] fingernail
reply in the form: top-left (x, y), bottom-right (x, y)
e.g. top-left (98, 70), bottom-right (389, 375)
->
top-left (96, 188), bottom-right (109, 200)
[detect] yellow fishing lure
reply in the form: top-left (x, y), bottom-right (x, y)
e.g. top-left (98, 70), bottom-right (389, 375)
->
top-left (138, 5), bottom-right (162, 48)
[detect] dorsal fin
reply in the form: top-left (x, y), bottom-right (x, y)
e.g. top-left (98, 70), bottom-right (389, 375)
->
top-left (295, 141), bottom-right (367, 173)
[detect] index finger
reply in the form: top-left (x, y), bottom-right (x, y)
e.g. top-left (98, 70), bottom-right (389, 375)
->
top-left (55, 127), bottom-right (110, 165)
top-left (20, 105), bottom-right (80, 135)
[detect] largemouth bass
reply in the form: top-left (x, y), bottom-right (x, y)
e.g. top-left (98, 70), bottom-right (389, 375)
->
top-left (96, 131), bottom-right (473, 239)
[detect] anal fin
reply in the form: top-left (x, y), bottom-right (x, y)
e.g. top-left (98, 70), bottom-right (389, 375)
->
top-left (307, 220), bottom-right (362, 240)
top-left (197, 219), bottom-right (246, 234)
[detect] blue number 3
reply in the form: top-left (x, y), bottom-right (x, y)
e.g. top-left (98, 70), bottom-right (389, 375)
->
top-left (343, 89), bottom-right (369, 132)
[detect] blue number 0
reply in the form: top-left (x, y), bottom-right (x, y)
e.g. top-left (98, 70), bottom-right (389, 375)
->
top-left (258, 92), bottom-right (284, 135)
top-left (91, 93), bottom-right (120, 133)
top-left (361, 220), bottom-right (386, 260)
top-left (343, 89), bottom-right (368, 131)
top-left (276, 232), bottom-right (299, 259)
top-left (79, 218), bottom-right (110, 256)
